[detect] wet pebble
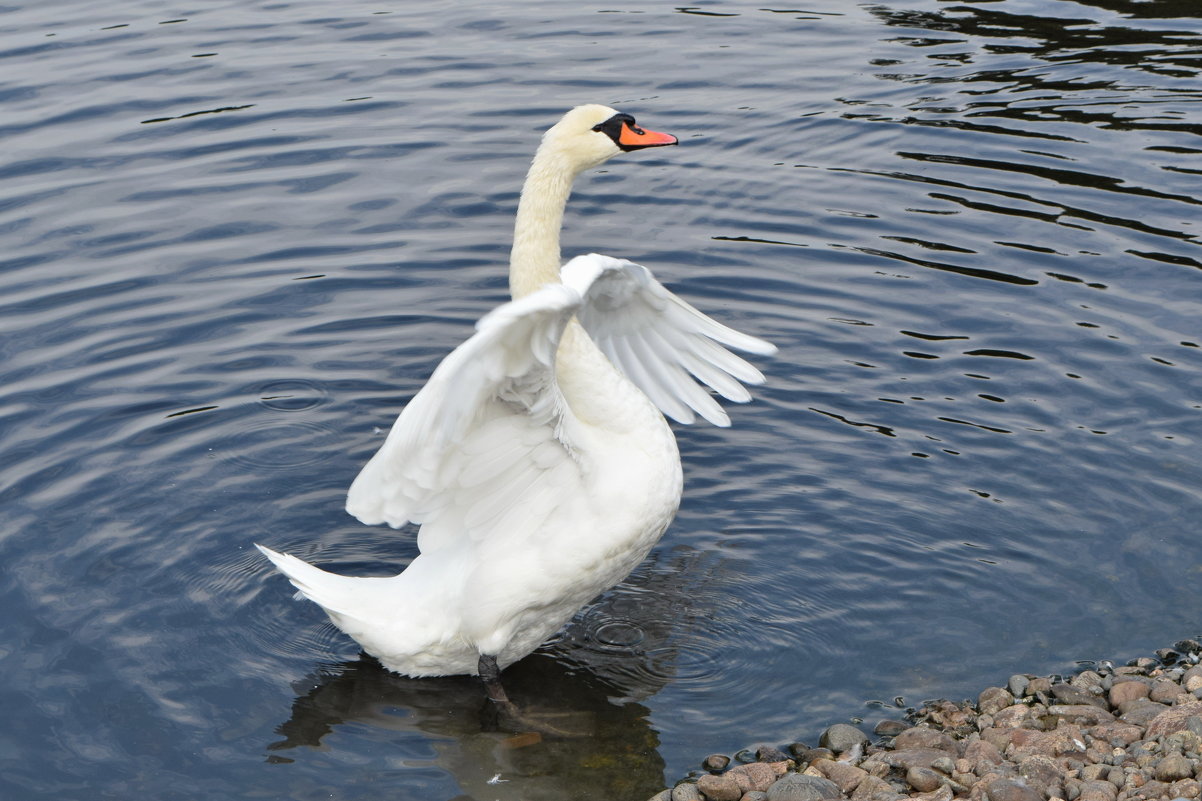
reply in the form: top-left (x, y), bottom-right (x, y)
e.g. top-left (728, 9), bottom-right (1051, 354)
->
top-left (704, 754), bottom-right (731, 773)
top-left (759, 746), bottom-right (792, 763)
top-left (1008, 676), bottom-right (1030, 699)
top-left (820, 724), bottom-right (868, 755)
top-left (875, 720), bottom-right (909, 737)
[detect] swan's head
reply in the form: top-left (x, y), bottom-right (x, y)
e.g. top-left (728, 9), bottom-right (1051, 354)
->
top-left (539, 104), bottom-right (678, 172)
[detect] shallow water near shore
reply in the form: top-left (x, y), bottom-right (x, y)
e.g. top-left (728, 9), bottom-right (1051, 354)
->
top-left (1, 1), bottom-right (1200, 798)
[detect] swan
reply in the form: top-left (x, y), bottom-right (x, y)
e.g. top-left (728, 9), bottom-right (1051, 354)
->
top-left (257, 104), bottom-right (776, 714)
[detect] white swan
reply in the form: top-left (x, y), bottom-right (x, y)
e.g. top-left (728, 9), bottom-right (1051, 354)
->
top-left (257, 105), bottom-right (776, 709)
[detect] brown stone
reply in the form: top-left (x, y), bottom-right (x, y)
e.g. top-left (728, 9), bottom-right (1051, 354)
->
top-left (964, 739), bottom-right (1006, 773)
top-left (1048, 705), bottom-right (1116, 726)
top-left (925, 700), bottom-right (976, 729)
top-left (704, 754), bottom-right (732, 773)
top-left (1145, 700), bottom-right (1202, 738)
top-left (1119, 699), bottom-right (1170, 728)
top-left (1089, 722), bottom-right (1145, 747)
top-left (913, 785), bottom-right (953, 801)
top-left (1053, 684), bottom-right (1109, 709)
top-left (1169, 778), bottom-right (1201, 799)
top-left (1027, 678), bottom-right (1052, 696)
top-left (985, 779), bottom-right (1043, 801)
top-left (878, 748), bottom-right (959, 770)
top-left (1152, 754), bottom-right (1194, 782)
top-left (1124, 769), bottom-right (1148, 790)
top-left (1006, 724), bottom-right (1088, 760)
top-left (1077, 780), bottom-right (1117, 801)
top-left (1108, 681), bottom-right (1150, 708)
top-left (1130, 780), bottom-right (1169, 799)
top-left (697, 773), bottom-right (742, 801)
top-left (1019, 754), bottom-right (1064, 798)
top-left (1149, 679), bottom-right (1186, 705)
top-left (995, 704), bottom-right (1035, 729)
top-left (970, 769), bottom-right (1016, 801)
top-left (874, 719), bottom-right (909, 737)
top-left (727, 762), bottom-right (783, 793)
top-left (811, 759), bottom-right (867, 794)
top-left (850, 775), bottom-right (896, 801)
top-left (981, 688), bottom-right (1015, 717)
top-left (980, 728), bottom-right (1017, 754)
top-left (907, 767), bottom-right (944, 793)
top-left (894, 727), bottom-right (960, 754)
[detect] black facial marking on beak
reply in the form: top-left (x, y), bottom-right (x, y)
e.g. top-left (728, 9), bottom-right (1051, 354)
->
top-left (592, 113), bottom-right (678, 152)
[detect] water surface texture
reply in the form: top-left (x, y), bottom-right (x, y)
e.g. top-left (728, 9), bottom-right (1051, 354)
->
top-left (2, 1), bottom-right (1200, 798)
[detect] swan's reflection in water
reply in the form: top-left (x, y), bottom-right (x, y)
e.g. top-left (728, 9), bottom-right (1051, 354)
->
top-left (268, 653), bottom-right (666, 800)
top-left (268, 551), bottom-right (735, 799)
top-left (264, 549), bottom-right (727, 798)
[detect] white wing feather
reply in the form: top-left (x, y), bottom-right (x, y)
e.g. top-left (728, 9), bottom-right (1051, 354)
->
top-left (346, 253), bottom-right (775, 547)
top-left (345, 283), bottom-right (585, 544)
top-left (564, 253), bottom-right (777, 427)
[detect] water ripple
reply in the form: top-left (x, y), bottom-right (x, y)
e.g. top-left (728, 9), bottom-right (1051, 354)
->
top-left (2, 0), bottom-right (1202, 795)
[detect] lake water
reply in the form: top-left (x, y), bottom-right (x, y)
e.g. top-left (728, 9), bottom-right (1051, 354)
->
top-left (2, 1), bottom-right (1200, 798)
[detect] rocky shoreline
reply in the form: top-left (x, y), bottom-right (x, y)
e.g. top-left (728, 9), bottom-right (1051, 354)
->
top-left (648, 639), bottom-right (1202, 801)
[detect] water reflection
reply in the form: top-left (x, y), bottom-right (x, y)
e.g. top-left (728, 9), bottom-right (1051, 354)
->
top-left (259, 547), bottom-right (734, 799)
top-left (268, 653), bottom-right (665, 801)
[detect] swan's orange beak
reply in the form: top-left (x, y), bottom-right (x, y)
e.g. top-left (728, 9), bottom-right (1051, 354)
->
top-left (618, 121), bottom-right (678, 150)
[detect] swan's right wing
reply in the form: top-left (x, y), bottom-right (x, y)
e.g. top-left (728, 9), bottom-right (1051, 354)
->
top-left (345, 283), bottom-right (588, 550)
top-left (564, 253), bottom-right (776, 427)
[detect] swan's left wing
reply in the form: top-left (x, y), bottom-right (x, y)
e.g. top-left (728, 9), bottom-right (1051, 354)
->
top-left (345, 283), bottom-right (587, 545)
top-left (564, 253), bottom-right (776, 427)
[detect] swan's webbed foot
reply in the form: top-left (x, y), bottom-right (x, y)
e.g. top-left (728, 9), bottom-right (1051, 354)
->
top-left (477, 654), bottom-right (584, 738)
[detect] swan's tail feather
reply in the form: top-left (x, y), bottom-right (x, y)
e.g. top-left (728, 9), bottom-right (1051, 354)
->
top-left (255, 544), bottom-right (374, 621)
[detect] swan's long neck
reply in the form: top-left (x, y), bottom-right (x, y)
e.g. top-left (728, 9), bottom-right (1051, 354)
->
top-left (509, 147), bottom-right (580, 299)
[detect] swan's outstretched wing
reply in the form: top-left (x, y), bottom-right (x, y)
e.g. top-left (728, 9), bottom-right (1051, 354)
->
top-left (346, 284), bottom-right (587, 544)
top-left (564, 253), bottom-right (777, 427)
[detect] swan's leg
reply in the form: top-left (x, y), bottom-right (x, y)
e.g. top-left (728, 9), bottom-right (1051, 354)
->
top-left (477, 654), bottom-right (581, 737)
top-left (478, 653), bottom-right (517, 711)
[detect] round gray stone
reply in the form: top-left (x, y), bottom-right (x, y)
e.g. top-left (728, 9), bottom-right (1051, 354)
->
top-left (766, 774), bottom-right (842, 801)
top-left (1009, 674), bottom-right (1031, 698)
top-left (818, 723), bottom-right (868, 754)
top-left (671, 782), bottom-right (703, 801)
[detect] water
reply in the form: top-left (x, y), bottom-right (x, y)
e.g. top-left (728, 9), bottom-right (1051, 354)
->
top-left (2, 0), bottom-right (1200, 798)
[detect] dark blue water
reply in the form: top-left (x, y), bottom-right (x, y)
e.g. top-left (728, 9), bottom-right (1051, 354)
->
top-left (2, 1), bottom-right (1200, 798)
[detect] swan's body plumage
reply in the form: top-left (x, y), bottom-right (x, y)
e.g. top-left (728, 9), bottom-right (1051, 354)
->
top-left (257, 105), bottom-right (775, 679)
